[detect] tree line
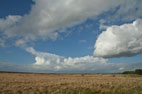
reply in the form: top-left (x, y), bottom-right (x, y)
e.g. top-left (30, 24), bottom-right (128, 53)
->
top-left (123, 69), bottom-right (142, 75)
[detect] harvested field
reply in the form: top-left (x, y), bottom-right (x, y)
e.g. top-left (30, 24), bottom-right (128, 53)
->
top-left (0, 73), bottom-right (142, 94)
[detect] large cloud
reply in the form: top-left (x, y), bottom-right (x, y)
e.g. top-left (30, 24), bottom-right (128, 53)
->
top-left (94, 19), bottom-right (142, 58)
top-left (1, 47), bottom-right (142, 73)
top-left (0, 0), bottom-right (142, 73)
top-left (26, 47), bottom-right (111, 72)
top-left (0, 0), bottom-right (139, 46)
top-left (10, 47), bottom-right (137, 73)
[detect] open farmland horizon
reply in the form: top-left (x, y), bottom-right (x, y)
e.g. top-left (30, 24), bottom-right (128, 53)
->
top-left (0, 0), bottom-right (142, 94)
top-left (0, 73), bottom-right (142, 94)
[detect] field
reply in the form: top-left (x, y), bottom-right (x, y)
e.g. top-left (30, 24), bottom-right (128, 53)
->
top-left (0, 73), bottom-right (142, 94)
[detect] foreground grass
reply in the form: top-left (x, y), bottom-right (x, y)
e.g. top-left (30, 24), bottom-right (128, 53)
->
top-left (0, 73), bottom-right (142, 94)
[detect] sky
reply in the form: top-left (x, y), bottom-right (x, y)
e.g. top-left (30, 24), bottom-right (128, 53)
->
top-left (0, 0), bottom-right (142, 73)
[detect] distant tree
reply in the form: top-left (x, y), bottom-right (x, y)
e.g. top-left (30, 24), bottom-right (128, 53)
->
top-left (135, 69), bottom-right (142, 75)
top-left (122, 71), bottom-right (135, 74)
top-left (122, 69), bottom-right (142, 75)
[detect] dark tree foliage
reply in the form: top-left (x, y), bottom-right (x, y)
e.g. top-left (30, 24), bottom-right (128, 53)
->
top-left (135, 69), bottom-right (142, 75)
top-left (123, 69), bottom-right (142, 75)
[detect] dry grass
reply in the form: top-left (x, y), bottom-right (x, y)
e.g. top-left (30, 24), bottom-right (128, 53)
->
top-left (0, 73), bottom-right (142, 94)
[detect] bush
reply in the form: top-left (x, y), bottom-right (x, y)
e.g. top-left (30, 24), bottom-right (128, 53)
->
top-left (135, 69), bottom-right (142, 75)
top-left (122, 71), bottom-right (135, 74)
top-left (122, 69), bottom-right (142, 75)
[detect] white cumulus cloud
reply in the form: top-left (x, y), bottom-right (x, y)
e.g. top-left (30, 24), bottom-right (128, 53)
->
top-left (1, 47), bottom-right (142, 73)
top-left (94, 19), bottom-right (142, 58)
top-left (0, 0), bottom-right (135, 46)
top-left (0, 0), bottom-right (142, 73)
top-left (25, 47), bottom-right (119, 73)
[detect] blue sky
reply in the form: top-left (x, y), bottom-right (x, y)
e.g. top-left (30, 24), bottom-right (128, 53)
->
top-left (0, 0), bottom-right (34, 18)
top-left (0, 0), bottom-right (142, 73)
top-left (0, 0), bottom-right (34, 64)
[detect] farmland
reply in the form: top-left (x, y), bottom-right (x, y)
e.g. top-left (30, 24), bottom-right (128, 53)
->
top-left (0, 73), bottom-right (142, 94)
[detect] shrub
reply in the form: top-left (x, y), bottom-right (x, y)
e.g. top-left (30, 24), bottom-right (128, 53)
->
top-left (135, 69), bottom-right (142, 75)
top-left (122, 69), bottom-right (142, 75)
top-left (122, 71), bottom-right (135, 74)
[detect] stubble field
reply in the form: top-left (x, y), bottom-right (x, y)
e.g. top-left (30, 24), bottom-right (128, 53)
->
top-left (0, 73), bottom-right (142, 94)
